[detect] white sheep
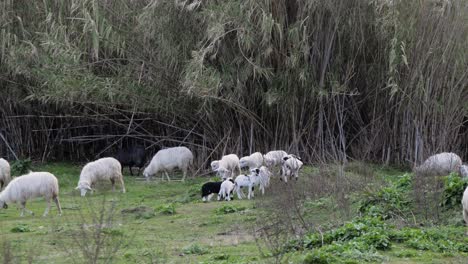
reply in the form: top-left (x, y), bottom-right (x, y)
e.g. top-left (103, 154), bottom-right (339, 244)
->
top-left (0, 158), bottom-right (11, 190)
top-left (212, 154), bottom-right (241, 180)
top-left (143, 146), bottom-right (193, 182)
top-left (460, 165), bottom-right (468, 178)
top-left (263, 150), bottom-right (288, 175)
top-left (218, 178), bottom-right (235, 201)
top-left (462, 186), bottom-right (468, 228)
top-left (281, 155), bottom-right (303, 182)
top-left (76, 157), bottom-right (126, 197)
top-left (414, 152), bottom-right (462, 176)
top-left (258, 166), bottom-right (272, 195)
top-left (0, 172), bottom-right (62, 217)
top-left (239, 152), bottom-right (264, 170)
top-left (234, 168), bottom-right (261, 199)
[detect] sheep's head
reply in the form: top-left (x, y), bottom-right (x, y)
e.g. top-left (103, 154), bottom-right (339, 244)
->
top-left (264, 156), bottom-right (274, 167)
top-left (239, 157), bottom-right (249, 168)
top-left (211, 160), bottom-right (220, 171)
top-left (0, 200), bottom-right (7, 209)
top-left (217, 167), bottom-right (230, 179)
top-left (76, 181), bottom-right (93, 197)
top-left (143, 166), bottom-right (152, 179)
top-left (250, 168), bottom-right (260, 176)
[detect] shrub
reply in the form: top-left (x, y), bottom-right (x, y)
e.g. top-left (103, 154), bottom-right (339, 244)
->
top-left (10, 158), bottom-right (32, 176)
top-left (11, 224), bottom-right (31, 233)
top-left (440, 173), bottom-right (468, 208)
top-left (158, 203), bottom-right (176, 215)
top-left (215, 204), bottom-right (246, 215)
top-left (182, 244), bottom-right (209, 255)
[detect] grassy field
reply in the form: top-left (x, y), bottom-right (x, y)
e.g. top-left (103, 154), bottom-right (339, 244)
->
top-left (1, 163), bottom-right (467, 263)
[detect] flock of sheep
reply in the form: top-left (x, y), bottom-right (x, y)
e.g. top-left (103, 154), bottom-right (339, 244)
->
top-left (0, 146), bottom-right (303, 217)
top-left (1, 149), bottom-right (468, 228)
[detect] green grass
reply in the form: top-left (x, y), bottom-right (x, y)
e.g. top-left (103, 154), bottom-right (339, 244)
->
top-left (0, 162), bottom-right (467, 263)
top-left (0, 163), bottom-right (261, 263)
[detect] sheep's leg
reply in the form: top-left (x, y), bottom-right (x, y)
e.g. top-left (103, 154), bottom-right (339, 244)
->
top-left (43, 199), bottom-right (51, 217)
top-left (119, 177), bottom-right (126, 193)
top-left (20, 201), bottom-right (33, 216)
top-left (165, 171), bottom-right (170, 182)
top-left (110, 178), bottom-right (116, 191)
top-left (54, 196), bottom-right (62, 216)
top-left (129, 166), bottom-right (134, 176)
top-left (236, 186), bottom-right (243, 200)
top-left (182, 168), bottom-right (187, 182)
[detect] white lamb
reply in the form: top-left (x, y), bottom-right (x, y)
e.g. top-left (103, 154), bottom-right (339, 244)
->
top-left (218, 178), bottom-right (235, 201)
top-left (0, 158), bottom-right (11, 190)
top-left (239, 152), bottom-right (264, 170)
top-left (460, 165), bottom-right (468, 178)
top-left (263, 150), bottom-right (288, 175)
top-left (143, 146), bottom-right (193, 182)
top-left (76, 157), bottom-right (126, 197)
top-left (281, 155), bottom-right (303, 182)
top-left (258, 166), bottom-right (272, 195)
top-left (462, 186), bottom-right (468, 229)
top-left (234, 168), bottom-right (261, 199)
top-left (0, 172), bottom-right (62, 217)
top-left (414, 152), bottom-right (462, 176)
top-left (212, 154), bottom-right (241, 180)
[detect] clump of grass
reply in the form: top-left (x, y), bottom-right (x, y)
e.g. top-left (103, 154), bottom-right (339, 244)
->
top-left (11, 224), bottom-right (31, 233)
top-left (215, 204), bottom-right (246, 215)
top-left (182, 243), bottom-right (209, 255)
top-left (121, 206), bottom-right (156, 219)
top-left (158, 203), bottom-right (176, 215)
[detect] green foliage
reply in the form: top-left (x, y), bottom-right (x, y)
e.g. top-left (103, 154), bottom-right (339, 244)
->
top-left (358, 174), bottom-right (411, 219)
top-left (10, 158), bottom-right (32, 176)
top-left (182, 243), bottom-right (209, 255)
top-left (11, 224), bottom-right (31, 233)
top-left (158, 203), bottom-right (176, 215)
top-left (215, 204), bottom-right (246, 215)
top-left (440, 173), bottom-right (468, 208)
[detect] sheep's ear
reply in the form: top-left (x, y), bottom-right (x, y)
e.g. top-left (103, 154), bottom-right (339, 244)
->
top-left (283, 157), bottom-right (290, 161)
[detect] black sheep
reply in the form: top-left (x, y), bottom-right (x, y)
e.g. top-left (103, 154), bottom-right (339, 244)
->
top-left (201, 182), bottom-right (222, 202)
top-left (116, 146), bottom-right (146, 176)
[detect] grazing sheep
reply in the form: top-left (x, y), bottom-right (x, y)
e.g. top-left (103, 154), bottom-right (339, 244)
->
top-left (143, 146), bottom-right (193, 182)
top-left (281, 155), bottom-right (303, 182)
top-left (460, 165), bottom-right (468, 178)
top-left (414, 152), bottom-right (462, 176)
top-left (76, 157), bottom-right (126, 197)
top-left (462, 186), bottom-right (468, 228)
top-left (239, 152), bottom-right (264, 171)
top-left (263, 150), bottom-right (288, 168)
top-left (201, 181), bottom-right (222, 202)
top-left (211, 154), bottom-right (241, 180)
top-left (0, 158), bottom-right (11, 190)
top-left (234, 168), bottom-right (261, 200)
top-left (116, 145), bottom-right (146, 176)
top-left (218, 178), bottom-right (235, 201)
top-left (0, 172), bottom-right (62, 217)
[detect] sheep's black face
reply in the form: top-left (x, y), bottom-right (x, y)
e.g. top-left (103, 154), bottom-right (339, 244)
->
top-left (255, 168), bottom-right (260, 174)
top-left (1, 202), bottom-right (7, 209)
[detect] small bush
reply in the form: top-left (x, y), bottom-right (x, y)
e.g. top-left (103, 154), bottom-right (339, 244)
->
top-left (182, 243), bottom-right (209, 255)
top-left (158, 204), bottom-right (176, 215)
top-left (11, 224), bottom-right (31, 233)
top-left (215, 204), bottom-right (246, 215)
top-left (303, 250), bottom-right (335, 264)
top-left (440, 173), bottom-right (468, 208)
top-left (11, 158), bottom-right (32, 176)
